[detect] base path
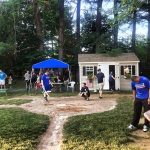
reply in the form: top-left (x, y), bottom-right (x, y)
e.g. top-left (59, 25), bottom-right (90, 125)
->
top-left (11, 94), bottom-right (117, 150)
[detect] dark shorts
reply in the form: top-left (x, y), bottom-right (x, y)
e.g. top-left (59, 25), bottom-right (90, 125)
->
top-left (44, 84), bottom-right (52, 91)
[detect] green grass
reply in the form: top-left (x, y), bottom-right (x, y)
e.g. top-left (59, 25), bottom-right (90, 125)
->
top-left (62, 96), bottom-right (141, 150)
top-left (0, 97), bottom-right (32, 105)
top-left (0, 108), bottom-right (49, 149)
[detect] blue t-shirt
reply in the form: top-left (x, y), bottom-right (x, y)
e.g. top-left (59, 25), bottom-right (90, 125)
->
top-left (96, 72), bottom-right (105, 83)
top-left (0, 72), bottom-right (7, 80)
top-left (41, 74), bottom-right (50, 87)
top-left (131, 76), bottom-right (150, 100)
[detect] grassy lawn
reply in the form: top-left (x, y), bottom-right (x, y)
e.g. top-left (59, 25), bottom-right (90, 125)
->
top-left (0, 108), bottom-right (49, 150)
top-left (62, 96), bottom-right (141, 150)
top-left (0, 97), bottom-right (32, 105)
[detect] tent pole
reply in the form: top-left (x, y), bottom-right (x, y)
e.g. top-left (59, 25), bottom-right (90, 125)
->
top-left (68, 66), bottom-right (71, 81)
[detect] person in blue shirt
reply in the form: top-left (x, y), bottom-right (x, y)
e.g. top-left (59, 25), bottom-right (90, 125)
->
top-left (41, 70), bottom-right (52, 101)
top-left (128, 76), bottom-right (150, 132)
top-left (0, 69), bottom-right (7, 89)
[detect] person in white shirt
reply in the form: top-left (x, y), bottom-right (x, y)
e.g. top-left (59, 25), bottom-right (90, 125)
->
top-left (24, 71), bottom-right (31, 93)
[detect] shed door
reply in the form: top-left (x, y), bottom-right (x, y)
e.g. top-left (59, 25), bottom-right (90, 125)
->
top-left (109, 65), bottom-right (116, 90)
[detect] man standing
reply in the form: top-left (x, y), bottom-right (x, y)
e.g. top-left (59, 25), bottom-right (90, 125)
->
top-left (41, 70), bottom-right (52, 101)
top-left (128, 75), bottom-right (150, 132)
top-left (0, 69), bottom-right (7, 89)
top-left (96, 69), bottom-right (105, 99)
top-left (24, 71), bottom-right (31, 93)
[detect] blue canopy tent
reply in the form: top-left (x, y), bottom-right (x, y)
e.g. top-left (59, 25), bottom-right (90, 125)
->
top-left (32, 58), bottom-right (69, 69)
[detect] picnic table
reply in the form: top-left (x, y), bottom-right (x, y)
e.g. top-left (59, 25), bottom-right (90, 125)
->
top-left (52, 82), bottom-right (63, 92)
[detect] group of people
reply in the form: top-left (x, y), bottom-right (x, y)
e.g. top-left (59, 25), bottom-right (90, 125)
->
top-left (1, 67), bottom-right (150, 132)
top-left (24, 69), bottom-right (70, 100)
top-left (80, 68), bottom-right (113, 100)
top-left (79, 68), bottom-right (150, 132)
top-left (0, 69), bottom-right (13, 89)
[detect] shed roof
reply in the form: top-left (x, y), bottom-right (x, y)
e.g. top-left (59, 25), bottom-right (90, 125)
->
top-left (78, 53), bottom-right (139, 62)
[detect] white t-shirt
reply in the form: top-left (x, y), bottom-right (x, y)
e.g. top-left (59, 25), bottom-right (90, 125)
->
top-left (24, 73), bottom-right (31, 81)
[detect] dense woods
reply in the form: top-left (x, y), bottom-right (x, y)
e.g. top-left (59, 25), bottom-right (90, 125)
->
top-left (0, 0), bottom-right (150, 77)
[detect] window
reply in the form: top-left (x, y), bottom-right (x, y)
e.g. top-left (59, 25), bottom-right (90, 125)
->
top-left (83, 66), bottom-right (97, 76)
top-left (120, 65), bottom-right (136, 78)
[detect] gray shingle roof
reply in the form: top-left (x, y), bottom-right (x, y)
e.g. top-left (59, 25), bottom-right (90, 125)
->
top-left (78, 53), bottom-right (139, 62)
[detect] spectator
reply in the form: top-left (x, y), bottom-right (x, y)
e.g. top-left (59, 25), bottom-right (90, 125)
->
top-left (63, 69), bottom-right (69, 91)
top-left (31, 71), bottom-right (37, 88)
top-left (24, 71), bottom-right (31, 93)
top-left (109, 72), bottom-right (115, 92)
top-left (0, 69), bottom-right (7, 89)
top-left (35, 73), bottom-right (42, 92)
top-left (8, 75), bottom-right (13, 89)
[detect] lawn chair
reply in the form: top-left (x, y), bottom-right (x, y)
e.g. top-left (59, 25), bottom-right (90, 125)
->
top-left (67, 81), bottom-right (75, 92)
top-left (0, 88), bottom-right (7, 96)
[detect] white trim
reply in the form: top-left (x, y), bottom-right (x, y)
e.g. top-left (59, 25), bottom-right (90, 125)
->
top-left (79, 61), bottom-right (139, 64)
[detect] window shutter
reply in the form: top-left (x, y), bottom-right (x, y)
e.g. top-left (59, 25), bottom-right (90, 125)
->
top-left (132, 66), bottom-right (135, 75)
top-left (94, 66), bottom-right (97, 75)
top-left (83, 66), bottom-right (86, 76)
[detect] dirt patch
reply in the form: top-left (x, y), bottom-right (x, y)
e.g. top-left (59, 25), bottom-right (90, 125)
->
top-left (20, 94), bottom-right (117, 150)
top-left (128, 117), bottom-right (150, 150)
top-left (129, 130), bottom-right (150, 150)
top-left (2, 94), bottom-right (150, 150)
top-left (57, 106), bottom-right (86, 112)
top-left (3, 94), bottom-right (118, 150)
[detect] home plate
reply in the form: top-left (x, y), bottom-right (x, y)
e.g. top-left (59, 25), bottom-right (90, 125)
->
top-left (56, 104), bottom-right (67, 107)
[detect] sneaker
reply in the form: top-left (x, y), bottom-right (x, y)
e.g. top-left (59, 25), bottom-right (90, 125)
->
top-left (44, 95), bottom-right (48, 101)
top-left (86, 97), bottom-right (89, 101)
top-left (144, 111), bottom-right (150, 122)
top-left (143, 125), bottom-right (148, 132)
top-left (127, 124), bottom-right (136, 130)
top-left (99, 96), bottom-right (102, 99)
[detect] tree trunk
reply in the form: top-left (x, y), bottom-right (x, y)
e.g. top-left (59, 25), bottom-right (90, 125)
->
top-left (113, 0), bottom-right (118, 48)
top-left (75, 0), bottom-right (81, 82)
top-left (147, 0), bottom-right (150, 65)
top-left (96, 0), bottom-right (103, 53)
top-left (76, 0), bottom-right (81, 41)
top-left (33, 0), bottom-right (43, 51)
top-left (76, 0), bottom-right (81, 54)
top-left (58, 0), bottom-right (64, 61)
top-left (131, 10), bottom-right (137, 52)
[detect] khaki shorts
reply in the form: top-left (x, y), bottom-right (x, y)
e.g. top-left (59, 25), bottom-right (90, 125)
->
top-left (98, 83), bottom-right (104, 91)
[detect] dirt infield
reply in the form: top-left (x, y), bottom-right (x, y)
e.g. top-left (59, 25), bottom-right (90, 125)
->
top-left (17, 94), bottom-right (117, 150)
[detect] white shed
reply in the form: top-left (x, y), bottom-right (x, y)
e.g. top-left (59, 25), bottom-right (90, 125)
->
top-left (78, 53), bottom-right (140, 91)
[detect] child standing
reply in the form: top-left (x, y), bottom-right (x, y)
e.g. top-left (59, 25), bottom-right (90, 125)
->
top-left (8, 75), bottom-right (13, 89)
